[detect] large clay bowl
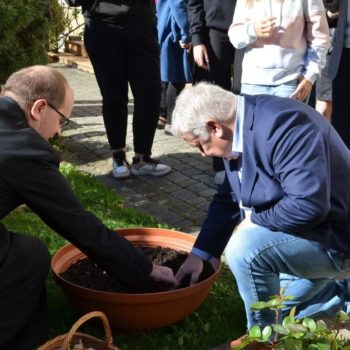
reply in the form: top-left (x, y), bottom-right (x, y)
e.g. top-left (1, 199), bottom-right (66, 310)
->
top-left (51, 228), bottom-right (221, 331)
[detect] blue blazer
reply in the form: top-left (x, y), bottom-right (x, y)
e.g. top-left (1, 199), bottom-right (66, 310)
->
top-left (195, 94), bottom-right (350, 258)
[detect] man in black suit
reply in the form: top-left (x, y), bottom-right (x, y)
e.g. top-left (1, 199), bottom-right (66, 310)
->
top-left (0, 65), bottom-right (177, 349)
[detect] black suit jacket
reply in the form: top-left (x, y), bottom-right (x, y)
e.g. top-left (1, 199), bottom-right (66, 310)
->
top-left (0, 97), bottom-right (152, 290)
top-left (328, 0), bottom-right (348, 79)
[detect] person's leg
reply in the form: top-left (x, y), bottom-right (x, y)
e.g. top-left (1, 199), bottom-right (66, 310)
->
top-left (0, 233), bottom-right (50, 349)
top-left (126, 21), bottom-right (161, 156)
top-left (225, 226), bottom-right (350, 329)
top-left (232, 48), bottom-right (244, 95)
top-left (314, 54), bottom-right (332, 120)
top-left (165, 82), bottom-right (185, 127)
top-left (206, 29), bottom-right (235, 91)
top-left (84, 19), bottom-right (131, 178)
top-left (126, 21), bottom-right (171, 176)
top-left (280, 273), bottom-right (346, 319)
top-left (315, 100), bottom-right (332, 120)
top-left (84, 18), bottom-right (129, 152)
top-left (158, 81), bottom-right (168, 129)
top-left (332, 48), bottom-right (350, 148)
top-left (206, 29), bottom-right (235, 179)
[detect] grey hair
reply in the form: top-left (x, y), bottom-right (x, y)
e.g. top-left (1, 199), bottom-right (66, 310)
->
top-left (172, 82), bottom-right (237, 141)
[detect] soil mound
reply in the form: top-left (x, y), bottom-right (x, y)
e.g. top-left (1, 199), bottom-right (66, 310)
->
top-left (60, 247), bottom-right (214, 293)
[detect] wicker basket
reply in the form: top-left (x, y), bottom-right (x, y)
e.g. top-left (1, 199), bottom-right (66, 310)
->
top-left (37, 311), bottom-right (120, 350)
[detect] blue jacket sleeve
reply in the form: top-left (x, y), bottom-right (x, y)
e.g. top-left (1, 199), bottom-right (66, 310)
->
top-left (170, 0), bottom-right (191, 43)
top-left (193, 175), bottom-right (241, 258)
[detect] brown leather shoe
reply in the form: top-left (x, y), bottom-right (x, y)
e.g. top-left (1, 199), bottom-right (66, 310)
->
top-left (212, 335), bottom-right (273, 350)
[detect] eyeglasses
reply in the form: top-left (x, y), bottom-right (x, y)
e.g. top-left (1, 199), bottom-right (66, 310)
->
top-left (47, 102), bottom-right (70, 127)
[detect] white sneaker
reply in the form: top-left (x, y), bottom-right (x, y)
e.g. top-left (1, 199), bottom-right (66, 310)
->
top-left (130, 155), bottom-right (171, 176)
top-left (164, 124), bottom-right (175, 136)
top-left (213, 170), bottom-right (225, 185)
top-left (112, 151), bottom-right (130, 179)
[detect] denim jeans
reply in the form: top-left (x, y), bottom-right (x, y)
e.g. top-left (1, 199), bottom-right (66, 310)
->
top-left (225, 225), bottom-right (350, 329)
top-left (241, 81), bottom-right (298, 98)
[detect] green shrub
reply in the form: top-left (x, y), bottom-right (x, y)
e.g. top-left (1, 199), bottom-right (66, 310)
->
top-left (234, 289), bottom-right (350, 350)
top-left (0, 0), bottom-right (49, 83)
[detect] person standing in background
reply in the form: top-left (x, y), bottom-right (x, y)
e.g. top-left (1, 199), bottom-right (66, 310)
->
top-left (79, 0), bottom-right (171, 179)
top-left (229, 0), bottom-right (330, 102)
top-left (156, 0), bottom-right (193, 136)
top-left (310, 0), bottom-right (339, 120)
top-left (188, 0), bottom-right (240, 186)
top-left (172, 82), bottom-right (350, 350)
top-left (328, 0), bottom-right (350, 148)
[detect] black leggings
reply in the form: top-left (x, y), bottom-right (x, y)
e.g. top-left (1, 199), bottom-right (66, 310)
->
top-left (84, 17), bottom-right (161, 155)
top-left (166, 82), bottom-right (186, 125)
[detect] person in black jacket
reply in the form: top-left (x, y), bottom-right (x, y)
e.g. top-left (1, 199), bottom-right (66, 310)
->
top-left (187, 0), bottom-right (243, 185)
top-left (75, 0), bottom-right (171, 178)
top-left (0, 65), bottom-right (177, 350)
top-left (328, 0), bottom-right (350, 148)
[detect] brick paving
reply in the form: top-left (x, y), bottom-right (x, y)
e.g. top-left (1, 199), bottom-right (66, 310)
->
top-left (53, 63), bottom-right (217, 235)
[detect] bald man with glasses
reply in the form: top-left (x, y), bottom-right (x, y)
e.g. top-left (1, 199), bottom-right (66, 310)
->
top-left (0, 65), bottom-right (177, 350)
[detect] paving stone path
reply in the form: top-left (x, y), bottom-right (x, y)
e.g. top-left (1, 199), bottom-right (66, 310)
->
top-left (54, 64), bottom-right (218, 235)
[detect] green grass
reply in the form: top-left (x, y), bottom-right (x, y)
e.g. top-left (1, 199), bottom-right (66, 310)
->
top-left (3, 162), bottom-right (246, 349)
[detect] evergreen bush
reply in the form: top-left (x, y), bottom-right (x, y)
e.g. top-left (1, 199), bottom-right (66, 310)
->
top-left (0, 0), bottom-right (49, 84)
top-left (48, 2), bottom-right (83, 53)
top-left (48, 0), bottom-right (68, 52)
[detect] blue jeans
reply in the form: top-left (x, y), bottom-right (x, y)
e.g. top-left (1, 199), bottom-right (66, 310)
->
top-left (225, 225), bottom-right (350, 329)
top-left (241, 81), bottom-right (298, 98)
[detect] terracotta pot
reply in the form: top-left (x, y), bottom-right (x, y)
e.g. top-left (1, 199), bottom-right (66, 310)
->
top-left (52, 228), bottom-right (221, 331)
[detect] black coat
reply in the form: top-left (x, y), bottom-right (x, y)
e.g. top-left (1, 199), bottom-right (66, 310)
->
top-left (0, 96), bottom-right (152, 290)
top-left (188, 0), bottom-right (237, 46)
top-left (81, 0), bottom-right (156, 25)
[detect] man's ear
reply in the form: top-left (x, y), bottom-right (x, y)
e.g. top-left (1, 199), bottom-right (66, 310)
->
top-left (206, 119), bottom-right (224, 138)
top-left (30, 99), bottom-right (47, 122)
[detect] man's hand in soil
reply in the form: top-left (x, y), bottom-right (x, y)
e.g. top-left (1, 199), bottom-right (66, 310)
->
top-left (149, 264), bottom-right (178, 289)
top-left (175, 253), bottom-right (204, 286)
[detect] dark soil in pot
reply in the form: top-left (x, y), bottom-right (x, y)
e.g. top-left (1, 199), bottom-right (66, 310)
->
top-left (60, 247), bottom-right (215, 293)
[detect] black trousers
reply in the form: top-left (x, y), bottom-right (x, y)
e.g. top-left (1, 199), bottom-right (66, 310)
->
top-left (193, 28), bottom-right (237, 171)
top-left (332, 48), bottom-right (350, 148)
top-left (166, 82), bottom-right (186, 125)
top-left (160, 81), bottom-right (169, 119)
top-left (84, 17), bottom-right (161, 155)
top-left (0, 233), bottom-right (50, 350)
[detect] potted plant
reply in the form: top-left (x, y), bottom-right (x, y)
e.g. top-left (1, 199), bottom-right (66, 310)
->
top-left (233, 289), bottom-right (350, 350)
top-left (51, 227), bottom-right (221, 331)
